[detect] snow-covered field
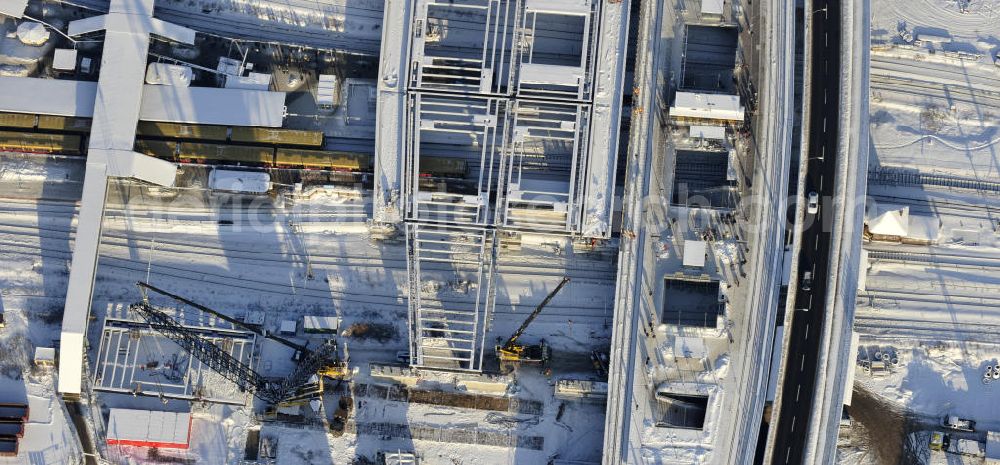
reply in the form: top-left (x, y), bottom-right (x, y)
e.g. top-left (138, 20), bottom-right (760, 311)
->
top-left (844, 0), bottom-right (1000, 462)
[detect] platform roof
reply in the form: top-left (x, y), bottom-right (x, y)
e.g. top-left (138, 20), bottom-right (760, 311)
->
top-left (139, 86), bottom-right (286, 127)
top-left (0, 77), bottom-right (285, 127)
top-left (0, 77), bottom-right (98, 116)
top-left (671, 92), bottom-right (744, 121)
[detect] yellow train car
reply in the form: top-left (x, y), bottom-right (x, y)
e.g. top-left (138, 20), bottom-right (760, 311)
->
top-left (133, 139), bottom-right (179, 159)
top-left (230, 127), bottom-right (324, 147)
top-left (177, 142), bottom-right (274, 165)
top-left (0, 130), bottom-right (82, 155)
top-left (420, 156), bottom-right (467, 178)
top-left (275, 148), bottom-right (370, 171)
top-left (37, 115), bottom-right (92, 133)
top-left (137, 121), bottom-right (229, 141)
top-left (0, 113), bottom-right (38, 130)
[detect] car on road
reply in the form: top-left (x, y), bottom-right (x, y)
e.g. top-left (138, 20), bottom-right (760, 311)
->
top-left (807, 191), bottom-right (819, 214)
top-left (801, 271), bottom-right (813, 292)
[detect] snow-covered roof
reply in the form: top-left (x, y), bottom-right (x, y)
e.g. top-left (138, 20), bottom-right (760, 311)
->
top-left (701, 0), bottom-right (724, 16)
top-left (907, 214), bottom-right (940, 241)
top-left (224, 72), bottom-right (271, 91)
top-left (671, 92), bottom-right (744, 121)
top-left (317, 74), bottom-right (338, 106)
top-left (280, 320), bottom-right (297, 333)
top-left (689, 125), bottom-right (726, 140)
top-left (303, 315), bottom-right (340, 332)
top-left (683, 240), bottom-right (707, 267)
top-left (986, 431), bottom-right (1000, 461)
top-left (145, 63), bottom-right (192, 86)
top-left (140, 86), bottom-right (286, 127)
top-left (209, 169), bottom-right (270, 193)
top-left (0, 77), bottom-right (98, 116)
top-left (866, 204), bottom-right (909, 236)
top-left (107, 409), bottom-right (191, 449)
top-left (0, 0), bottom-right (28, 18)
top-left (52, 49), bottom-right (77, 71)
top-left (33, 347), bottom-right (55, 362)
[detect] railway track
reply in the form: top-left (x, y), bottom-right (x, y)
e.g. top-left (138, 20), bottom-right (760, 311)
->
top-left (0, 216), bottom-right (618, 281)
top-left (0, 241), bottom-right (614, 321)
top-left (854, 314), bottom-right (1000, 343)
top-left (868, 194), bottom-right (997, 220)
top-left (866, 249), bottom-right (1000, 269)
top-left (870, 74), bottom-right (1000, 108)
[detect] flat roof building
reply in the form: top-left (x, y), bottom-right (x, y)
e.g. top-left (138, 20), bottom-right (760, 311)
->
top-left (106, 409), bottom-right (192, 449)
top-left (670, 92), bottom-right (744, 123)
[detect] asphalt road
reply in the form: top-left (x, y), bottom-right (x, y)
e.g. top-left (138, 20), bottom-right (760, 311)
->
top-left (769, 0), bottom-right (841, 464)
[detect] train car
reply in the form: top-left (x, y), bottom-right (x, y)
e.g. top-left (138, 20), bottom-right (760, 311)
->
top-left (177, 142), bottom-right (274, 166)
top-left (420, 156), bottom-right (467, 178)
top-left (230, 127), bottom-right (324, 147)
top-left (0, 130), bottom-right (82, 155)
top-left (0, 112), bottom-right (37, 130)
top-left (37, 115), bottom-right (92, 133)
top-left (133, 139), bottom-right (179, 159)
top-left (275, 148), bottom-right (370, 171)
top-left (137, 121), bottom-right (229, 141)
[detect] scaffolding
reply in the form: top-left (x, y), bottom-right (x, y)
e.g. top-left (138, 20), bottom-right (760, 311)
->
top-left (500, 100), bottom-right (590, 232)
top-left (514, 0), bottom-right (598, 100)
top-left (405, 94), bottom-right (508, 225)
top-left (405, 224), bottom-right (497, 371)
top-left (408, 0), bottom-right (520, 95)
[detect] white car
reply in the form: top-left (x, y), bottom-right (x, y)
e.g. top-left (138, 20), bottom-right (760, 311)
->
top-left (807, 191), bottom-right (819, 214)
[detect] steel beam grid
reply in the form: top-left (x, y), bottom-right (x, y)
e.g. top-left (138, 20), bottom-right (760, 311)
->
top-left (405, 92), bottom-right (509, 226)
top-left (514, 0), bottom-right (598, 101)
top-left (499, 99), bottom-right (590, 233)
top-left (408, 0), bottom-right (521, 95)
top-left (92, 323), bottom-right (255, 403)
top-left (127, 303), bottom-right (266, 398)
top-left (405, 223), bottom-right (496, 371)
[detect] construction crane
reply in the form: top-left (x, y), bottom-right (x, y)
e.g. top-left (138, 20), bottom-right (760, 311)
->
top-left (130, 282), bottom-right (347, 404)
top-left (496, 276), bottom-right (570, 364)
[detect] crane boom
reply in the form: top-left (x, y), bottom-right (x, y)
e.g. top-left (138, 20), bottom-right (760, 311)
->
top-left (131, 282), bottom-right (342, 403)
top-left (137, 281), bottom-right (308, 353)
top-left (503, 277), bottom-right (570, 350)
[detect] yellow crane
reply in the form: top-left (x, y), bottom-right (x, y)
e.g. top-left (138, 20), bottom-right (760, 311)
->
top-left (496, 277), bottom-right (571, 364)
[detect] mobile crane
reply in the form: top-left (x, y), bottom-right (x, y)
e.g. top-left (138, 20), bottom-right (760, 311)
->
top-left (496, 277), bottom-right (570, 364)
top-left (130, 282), bottom-right (348, 404)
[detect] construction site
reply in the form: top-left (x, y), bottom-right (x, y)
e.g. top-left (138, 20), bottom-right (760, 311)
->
top-left (0, 0), bottom-right (630, 462)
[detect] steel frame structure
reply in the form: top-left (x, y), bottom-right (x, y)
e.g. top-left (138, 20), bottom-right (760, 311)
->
top-left (405, 223), bottom-right (497, 371)
top-left (408, 0), bottom-right (520, 95)
top-left (500, 99), bottom-right (590, 233)
top-left (92, 317), bottom-right (255, 404)
top-left (514, 0), bottom-right (598, 100)
top-left (405, 93), bottom-right (509, 225)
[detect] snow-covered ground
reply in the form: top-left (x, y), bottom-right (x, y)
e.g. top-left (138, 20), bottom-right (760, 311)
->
top-left (0, 153), bottom-right (616, 464)
top-left (842, 0), bottom-right (1000, 462)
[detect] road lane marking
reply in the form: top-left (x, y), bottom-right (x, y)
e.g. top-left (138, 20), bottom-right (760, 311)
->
top-left (823, 117), bottom-right (827, 132)
top-left (820, 175), bottom-right (824, 191)
top-left (808, 294), bottom-right (813, 308)
top-left (791, 416), bottom-right (797, 432)
top-left (805, 323), bottom-right (810, 340)
top-left (796, 384), bottom-right (801, 402)
top-left (824, 89), bottom-right (827, 104)
top-left (786, 446), bottom-right (792, 464)
top-left (801, 354), bottom-right (806, 371)
top-left (815, 235), bottom-right (820, 250)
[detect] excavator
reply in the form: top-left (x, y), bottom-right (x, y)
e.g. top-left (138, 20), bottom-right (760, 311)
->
top-left (496, 276), bottom-right (571, 365)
